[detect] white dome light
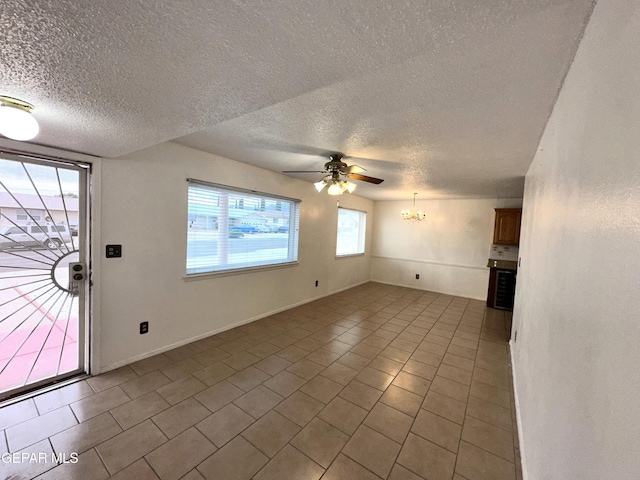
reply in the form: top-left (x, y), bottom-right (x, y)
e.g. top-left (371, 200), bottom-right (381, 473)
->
top-left (0, 96), bottom-right (40, 141)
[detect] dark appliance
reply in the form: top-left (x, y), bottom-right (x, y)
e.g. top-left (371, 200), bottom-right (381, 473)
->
top-left (493, 269), bottom-right (516, 310)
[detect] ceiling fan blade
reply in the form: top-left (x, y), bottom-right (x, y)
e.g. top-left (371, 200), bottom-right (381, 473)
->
top-left (282, 170), bottom-right (327, 173)
top-left (338, 164), bottom-right (366, 174)
top-left (347, 173), bottom-right (384, 184)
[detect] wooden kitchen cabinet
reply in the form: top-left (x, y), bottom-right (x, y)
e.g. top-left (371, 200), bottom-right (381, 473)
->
top-left (493, 208), bottom-right (522, 245)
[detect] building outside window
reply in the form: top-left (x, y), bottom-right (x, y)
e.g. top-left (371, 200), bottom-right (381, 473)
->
top-left (16, 209), bottom-right (42, 222)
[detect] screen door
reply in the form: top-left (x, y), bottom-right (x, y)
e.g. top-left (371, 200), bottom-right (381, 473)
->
top-left (0, 153), bottom-right (89, 401)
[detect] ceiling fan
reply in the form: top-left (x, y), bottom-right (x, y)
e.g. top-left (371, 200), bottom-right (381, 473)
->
top-left (283, 153), bottom-right (384, 195)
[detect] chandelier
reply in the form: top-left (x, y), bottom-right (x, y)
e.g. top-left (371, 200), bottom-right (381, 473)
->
top-left (401, 193), bottom-right (426, 221)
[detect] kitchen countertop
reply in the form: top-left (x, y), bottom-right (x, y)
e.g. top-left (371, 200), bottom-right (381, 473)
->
top-left (487, 259), bottom-right (518, 271)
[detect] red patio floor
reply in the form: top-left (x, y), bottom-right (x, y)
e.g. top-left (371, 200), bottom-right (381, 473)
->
top-left (0, 280), bottom-right (78, 397)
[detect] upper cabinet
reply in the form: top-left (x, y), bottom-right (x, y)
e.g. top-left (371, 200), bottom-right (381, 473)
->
top-left (493, 208), bottom-right (522, 245)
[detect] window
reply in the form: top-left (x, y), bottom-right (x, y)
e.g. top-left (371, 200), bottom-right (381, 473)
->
top-left (336, 208), bottom-right (366, 256)
top-left (186, 180), bottom-right (300, 275)
top-left (16, 209), bottom-right (42, 222)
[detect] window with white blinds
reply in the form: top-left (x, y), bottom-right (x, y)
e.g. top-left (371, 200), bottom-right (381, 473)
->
top-left (186, 180), bottom-right (300, 275)
top-left (336, 207), bottom-right (366, 256)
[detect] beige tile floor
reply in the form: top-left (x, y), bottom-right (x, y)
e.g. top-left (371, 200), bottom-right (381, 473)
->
top-left (0, 282), bottom-right (522, 480)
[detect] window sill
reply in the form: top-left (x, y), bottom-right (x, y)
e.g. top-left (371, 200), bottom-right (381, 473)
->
top-left (183, 261), bottom-right (298, 281)
top-left (335, 253), bottom-right (365, 259)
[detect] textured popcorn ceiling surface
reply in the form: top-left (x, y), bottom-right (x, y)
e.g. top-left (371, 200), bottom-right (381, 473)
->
top-left (0, 0), bottom-right (594, 199)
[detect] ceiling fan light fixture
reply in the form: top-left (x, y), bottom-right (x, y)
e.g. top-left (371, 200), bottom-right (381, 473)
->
top-left (0, 96), bottom-right (39, 141)
top-left (314, 180), bottom-right (327, 192)
top-left (284, 152), bottom-right (383, 195)
top-left (401, 193), bottom-right (426, 221)
top-left (327, 181), bottom-right (344, 196)
top-left (326, 179), bottom-right (357, 196)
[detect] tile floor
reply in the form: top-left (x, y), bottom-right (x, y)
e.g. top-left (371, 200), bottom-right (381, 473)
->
top-left (0, 282), bottom-right (522, 480)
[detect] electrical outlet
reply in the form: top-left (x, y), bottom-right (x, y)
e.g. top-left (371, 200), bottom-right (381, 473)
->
top-left (415, 274), bottom-right (419, 280)
top-left (315, 280), bottom-right (319, 287)
top-left (140, 321), bottom-right (149, 334)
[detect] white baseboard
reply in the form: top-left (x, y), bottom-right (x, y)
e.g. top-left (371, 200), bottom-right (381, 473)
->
top-left (100, 280), bottom-right (370, 373)
top-left (510, 339), bottom-right (528, 480)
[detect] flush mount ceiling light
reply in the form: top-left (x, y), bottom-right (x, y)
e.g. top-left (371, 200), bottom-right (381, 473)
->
top-left (0, 96), bottom-right (40, 141)
top-left (401, 193), bottom-right (426, 221)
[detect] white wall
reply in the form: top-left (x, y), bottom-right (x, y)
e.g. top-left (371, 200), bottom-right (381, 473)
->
top-left (98, 142), bottom-right (373, 370)
top-left (371, 197), bottom-right (521, 299)
top-left (511, 1), bottom-right (640, 479)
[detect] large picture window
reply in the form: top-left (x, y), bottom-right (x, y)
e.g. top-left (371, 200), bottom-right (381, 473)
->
top-left (187, 180), bottom-right (300, 275)
top-left (336, 207), bottom-right (366, 256)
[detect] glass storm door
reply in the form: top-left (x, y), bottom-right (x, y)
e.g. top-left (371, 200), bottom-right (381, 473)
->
top-left (0, 153), bottom-right (89, 401)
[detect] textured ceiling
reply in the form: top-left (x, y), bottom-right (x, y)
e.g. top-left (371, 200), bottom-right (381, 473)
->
top-left (0, 0), bottom-right (593, 200)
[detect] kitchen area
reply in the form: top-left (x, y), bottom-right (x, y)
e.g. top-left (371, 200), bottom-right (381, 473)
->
top-left (487, 208), bottom-right (521, 311)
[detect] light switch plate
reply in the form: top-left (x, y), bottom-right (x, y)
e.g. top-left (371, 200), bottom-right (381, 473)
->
top-left (106, 244), bottom-right (122, 258)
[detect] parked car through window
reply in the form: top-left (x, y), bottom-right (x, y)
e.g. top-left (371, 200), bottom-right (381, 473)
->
top-left (0, 224), bottom-right (72, 250)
